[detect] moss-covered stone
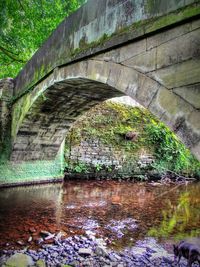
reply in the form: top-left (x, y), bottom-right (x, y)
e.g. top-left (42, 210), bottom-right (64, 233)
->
top-left (64, 101), bottom-right (200, 179)
top-left (36, 259), bottom-right (46, 267)
top-left (4, 253), bottom-right (34, 267)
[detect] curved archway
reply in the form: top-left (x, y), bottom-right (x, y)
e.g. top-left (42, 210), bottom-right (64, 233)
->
top-left (11, 59), bottom-right (200, 161)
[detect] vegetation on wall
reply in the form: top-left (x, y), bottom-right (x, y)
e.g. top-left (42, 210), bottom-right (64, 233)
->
top-left (65, 101), bottom-right (200, 178)
top-left (0, 0), bottom-right (85, 79)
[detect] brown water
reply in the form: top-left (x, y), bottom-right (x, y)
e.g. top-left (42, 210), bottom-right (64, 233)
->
top-left (0, 181), bottom-right (199, 251)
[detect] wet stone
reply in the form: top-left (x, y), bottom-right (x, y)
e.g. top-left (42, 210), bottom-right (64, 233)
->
top-left (3, 253), bottom-right (34, 267)
top-left (78, 248), bottom-right (93, 256)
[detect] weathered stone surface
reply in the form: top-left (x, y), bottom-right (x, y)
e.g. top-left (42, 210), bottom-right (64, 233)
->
top-left (192, 18), bottom-right (200, 30)
top-left (4, 253), bottom-right (34, 267)
top-left (146, 21), bottom-right (192, 50)
top-left (95, 39), bottom-right (146, 64)
top-left (145, 0), bottom-right (185, 15)
top-left (173, 83), bottom-right (200, 109)
top-left (136, 75), bottom-right (160, 107)
top-left (156, 28), bottom-right (200, 69)
top-left (118, 39), bottom-right (146, 63)
top-left (148, 87), bottom-right (194, 128)
top-left (150, 59), bottom-right (200, 88)
top-left (115, 66), bottom-right (139, 93)
top-left (122, 48), bottom-right (156, 73)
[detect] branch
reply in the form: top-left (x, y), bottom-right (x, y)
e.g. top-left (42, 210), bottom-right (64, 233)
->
top-left (159, 166), bottom-right (196, 181)
top-left (0, 44), bottom-right (20, 56)
top-left (0, 45), bottom-right (26, 63)
top-left (18, 0), bottom-right (26, 12)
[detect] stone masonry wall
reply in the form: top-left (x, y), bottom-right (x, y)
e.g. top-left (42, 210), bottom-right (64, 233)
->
top-left (65, 137), bottom-right (154, 179)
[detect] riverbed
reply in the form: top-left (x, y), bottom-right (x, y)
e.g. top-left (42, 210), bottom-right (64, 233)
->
top-left (0, 180), bottom-right (199, 253)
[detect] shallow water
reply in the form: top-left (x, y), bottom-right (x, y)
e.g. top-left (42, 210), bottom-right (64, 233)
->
top-left (0, 180), bottom-right (199, 251)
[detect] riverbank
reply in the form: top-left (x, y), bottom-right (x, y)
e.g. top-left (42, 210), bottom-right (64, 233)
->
top-left (0, 232), bottom-right (190, 267)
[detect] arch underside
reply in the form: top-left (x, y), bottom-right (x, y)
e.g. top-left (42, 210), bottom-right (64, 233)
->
top-left (11, 79), bottom-right (122, 161)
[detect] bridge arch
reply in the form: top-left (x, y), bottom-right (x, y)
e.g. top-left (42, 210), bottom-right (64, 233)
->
top-left (11, 59), bottom-right (199, 162)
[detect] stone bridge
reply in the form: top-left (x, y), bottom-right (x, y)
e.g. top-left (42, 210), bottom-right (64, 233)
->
top-left (0, 0), bottom-right (200, 185)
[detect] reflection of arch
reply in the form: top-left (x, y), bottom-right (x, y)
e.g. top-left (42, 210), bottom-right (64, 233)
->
top-left (11, 59), bottom-right (199, 162)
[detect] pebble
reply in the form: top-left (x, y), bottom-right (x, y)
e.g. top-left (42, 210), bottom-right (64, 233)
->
top-left (29, 227), bottom-right (36, 233)
top-left (28, 236), bottom-right (32, 242)
top-left (78, 248), bottom-right (93, 256)
top-left (16, 240), bottom-right (25, 246)
top-left (40, 230), bottom-right (52, 236)
top-left (0, 234), bottom-right (188, 267)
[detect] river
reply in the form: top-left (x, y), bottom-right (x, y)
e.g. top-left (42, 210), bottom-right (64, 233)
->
top-left (0, 180), bottom-right (199, 252)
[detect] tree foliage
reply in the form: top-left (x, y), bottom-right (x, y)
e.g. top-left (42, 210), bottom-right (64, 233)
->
top-left (0, 0), bottom-right (85, 78)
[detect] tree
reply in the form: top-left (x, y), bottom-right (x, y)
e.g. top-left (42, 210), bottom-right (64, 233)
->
top-left (0, 0), bottom-right (85, 79)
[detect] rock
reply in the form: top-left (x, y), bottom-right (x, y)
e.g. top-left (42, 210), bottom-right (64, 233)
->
top-left (78, 248), bottom-right (93, 256)
top-left (95, 246), bottom-right (108, 257)
top-left (40, 230), bottom-right (51, 236)
top-left (36, 259), bottom-right (46, 267)
top-left (4, 253), bottom-right (34, 267)
top-left (28, 237), bottom-right (32, 243)
top-left (29, 228), bottom-right (36, 233)
top-left (16, 240), bottom-right (25, 246)
top-left (108, 254), bottom-right (118, 262)
top-left (44, 234), bottom-right (55, 241)
top-left (36, 238), bottom-right (44, 244)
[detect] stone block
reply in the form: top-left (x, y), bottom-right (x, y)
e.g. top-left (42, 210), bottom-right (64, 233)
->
top-left (150, 59), bottom-right (200, 88)
top-left (191, 18), bottom-right (200, 30)
top-left (106, 62), bottom-right (123, 88)
top-left (118, 39), bottom-right (146, 62)
top-left (87, 60), bottom-right (111, 84)
top-left (94, 48), bottom-right (121, 63)
top-left (173, 83), bottom-right (200, 109)
top-left (148, 86), bottom-right (194, 128)
top-left (61, 61), bottom-right (88, 80)
top-left (147, 22), bottom-right (191, 50)
top-left (116, 66), bottom-right (139, 94)
top-left (136, 75), bottom-right (160, 107)
top-left (156, 28), bottom-right (200, 69)
top-left (122, 48), bottom-right (156, 73)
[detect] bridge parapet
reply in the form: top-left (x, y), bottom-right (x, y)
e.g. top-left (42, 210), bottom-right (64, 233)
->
top-left (14, 0), bottom-right (200, 97)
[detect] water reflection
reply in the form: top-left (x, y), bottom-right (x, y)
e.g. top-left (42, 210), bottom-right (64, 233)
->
top-left (148, 186), bottom-right (200, 240)
top-left (0, 181), bottom-right (199, 250)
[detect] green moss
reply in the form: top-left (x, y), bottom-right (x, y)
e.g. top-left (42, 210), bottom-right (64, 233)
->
top-left (0, 141), bottom-right (65, 185)
top-left (145, 3), bottom-right (200, 33)
top-left (65, 101), bottom-right (200, 178)
top-left (70, 33), bottom-right (109, 57)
